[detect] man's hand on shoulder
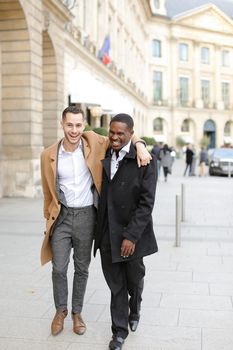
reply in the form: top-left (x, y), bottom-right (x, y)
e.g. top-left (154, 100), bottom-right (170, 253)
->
top-left (135, 142), bottom-right (152, 167)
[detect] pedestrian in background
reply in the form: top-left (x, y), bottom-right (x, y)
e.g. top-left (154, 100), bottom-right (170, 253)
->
top-left (40, 106), bottom-right (152, 337)
top-left (151, 142), bottom-right (161, 177)
top-left (199, 147), bottom-right (208, 176)
top-left (183, 143), bottom-right (194, 176)
top-left (94, 113), bottom-right (158, 350)
top-left (159, 144), bottom-right (172, 182)
top-left (190, 145), bottom-right (197, 176)
top-left (170, 147), bottom-right (176, 171)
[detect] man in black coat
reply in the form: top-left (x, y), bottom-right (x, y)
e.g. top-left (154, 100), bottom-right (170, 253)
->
top-left (94, 113), bottom-right (158, 350)
top-left (183, 143), bottom-right (194, 176)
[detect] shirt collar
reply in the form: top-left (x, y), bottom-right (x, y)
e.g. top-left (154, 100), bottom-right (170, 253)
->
top-left (59, 139), bottom-right (83, 154)
top-left (111, 140), bottom-right (131, 157)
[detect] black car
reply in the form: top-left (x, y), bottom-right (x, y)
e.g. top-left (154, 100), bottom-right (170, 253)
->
top-left (209, 148), bottom-right (233, 176)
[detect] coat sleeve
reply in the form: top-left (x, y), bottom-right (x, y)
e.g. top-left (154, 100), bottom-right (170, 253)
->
top-left (82, 131), bottom-right (110, 151)
top-left (83, 131), bottom-right (144, 149)
top-left (40, 152), bottom-right (52, 220)
top-left (123, 157), bottom-right (157, 243)
top-left (131, 134), bottom-right (146, 146)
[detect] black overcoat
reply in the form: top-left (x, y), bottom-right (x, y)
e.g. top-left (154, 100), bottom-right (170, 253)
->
top-left (94, 144), bottom-right (158, 263)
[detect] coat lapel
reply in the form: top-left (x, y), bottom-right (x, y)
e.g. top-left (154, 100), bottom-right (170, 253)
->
top-left (124, 143), bottom-right (137, 160)
top-left (82, 136), bottom-right (91, 159)
top-left (102, 144), bottom-right (136, 181)
top-left (49, 142), bottom-right (59, 181)
top-left (102, 149), bottom-right (111, 180)
top-left (48, 140), bottom-right (62, 194)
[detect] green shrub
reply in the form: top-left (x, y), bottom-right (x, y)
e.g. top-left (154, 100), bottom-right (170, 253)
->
top-left (140, 136), bottom-right (155, 145)
top-left (200, 135), bottom-right (210, 148)
top-left (176, 136), bottom-right (186, 148)
top-left (93, 127), bottom-right (108, 136)
top-left (84, 124), bottom-right (93, 131)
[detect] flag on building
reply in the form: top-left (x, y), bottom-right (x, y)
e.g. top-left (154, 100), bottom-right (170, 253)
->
top-left (98, 34), bottom-right (111, 65)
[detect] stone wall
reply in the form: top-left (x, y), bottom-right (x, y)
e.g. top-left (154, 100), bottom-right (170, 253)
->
top-left (0, 0), bottom-right (69, 197)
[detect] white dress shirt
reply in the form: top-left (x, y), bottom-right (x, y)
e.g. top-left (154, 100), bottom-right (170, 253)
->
top-left (57, 141), bottom-right (93, 207)
top-left (110, 141), bottom-right (131, 179)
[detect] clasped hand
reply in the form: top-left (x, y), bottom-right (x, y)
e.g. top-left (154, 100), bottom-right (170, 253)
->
top-left (121, 239), bottom-right (135, 258)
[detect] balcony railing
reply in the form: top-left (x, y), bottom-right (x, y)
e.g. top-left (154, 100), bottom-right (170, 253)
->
top-left (62, 0), bottom-right (76, 10)
top-left (153, 100), bottom-right (168, 106)
top-left (224, 103), bottom-right (230, 110)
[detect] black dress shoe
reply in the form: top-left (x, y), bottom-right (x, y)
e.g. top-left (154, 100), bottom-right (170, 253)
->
top-left (129, 319), bottom-right (139, 332)
top-left (109, 335), bottom-right (125, 350)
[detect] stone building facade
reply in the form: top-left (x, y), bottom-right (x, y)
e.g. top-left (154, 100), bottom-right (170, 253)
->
top-left (147, 0), bottom-right (233, 148)
top-left (0, 0), bottom-right (233, 197)
top-left (0, 0), bottom-right (149, 197)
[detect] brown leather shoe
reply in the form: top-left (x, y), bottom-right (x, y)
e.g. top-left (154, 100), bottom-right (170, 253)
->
top-left (72, 313), bottom-right (86, 335)
top-left (51, 310), bottom-right (68, 336)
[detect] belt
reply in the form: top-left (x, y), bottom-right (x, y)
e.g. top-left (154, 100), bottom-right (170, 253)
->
top-left (66, 204), bottom-right (93, 212)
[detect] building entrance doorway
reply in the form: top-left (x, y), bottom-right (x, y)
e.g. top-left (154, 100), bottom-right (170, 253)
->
top-left (203, 119), bottom-right (216, 149)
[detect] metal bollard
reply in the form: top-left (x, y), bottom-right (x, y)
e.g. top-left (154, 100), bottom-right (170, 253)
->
top-left (181, 183), bottom-right (185, 222)
top-left (175, 195), bottom-right (181, 247)
top-left (228, 162), bottom-right (231, 178)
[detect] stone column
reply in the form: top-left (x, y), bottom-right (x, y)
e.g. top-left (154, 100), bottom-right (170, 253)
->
top-left (170, 36), bottom-right (178, 108)
top-left (170, 36), bottom-right (179, 145)
top-left (193, 41), bottom-right (202, 108)
top-left (0, 0), bottom-right (43, 197)
top-left (112, 8), bottom-right (118, 63)
top-left (214, 45), bottom-right (223, 110)
top-left (90, 106), bottom-right (103, 128)
top-left (0, 0), bottom-right (71, 197)
top-left (89, 0), bottom-right (98, 42)
top-left (0, 41), bottom-right (2, 197)
top-left (104, 0), bottom-right (109, 36)
top-left (216, 118), bottom-right (224, 147)
top-left (45, 22), bottom-right (66, 142)
top-left (101, 114), bottom-right (111, 129)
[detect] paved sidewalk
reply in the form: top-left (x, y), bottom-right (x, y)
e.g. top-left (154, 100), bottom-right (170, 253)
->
top-left (0, 159), bottom-right (233, 350)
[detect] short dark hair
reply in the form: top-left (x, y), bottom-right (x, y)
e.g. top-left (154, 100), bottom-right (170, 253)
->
top-left (110, 113), bottom-right (134, 130)
top-left (62, 106), bottom-right (85, 121)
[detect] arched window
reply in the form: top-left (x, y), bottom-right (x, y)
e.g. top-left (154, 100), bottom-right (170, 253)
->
top-left (153, 117), bottom-right (163, 132)
top-left (204, 119), bottom-right (215, 132)
top-left (224, 121), bottom-right (231, 136)
top-left (154, 0), bottom-right (160, 9)
top-left (181, 119), bottom-right (190, 132)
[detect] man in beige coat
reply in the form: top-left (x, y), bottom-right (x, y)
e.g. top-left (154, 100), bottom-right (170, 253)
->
top-left (40, 106), bottom-right (151, 337)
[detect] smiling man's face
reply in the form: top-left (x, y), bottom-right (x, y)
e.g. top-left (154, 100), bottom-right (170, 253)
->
top-left (61, 112), bottom-right (85, 151)
top-left (108, 121), bottom-right (133, 151)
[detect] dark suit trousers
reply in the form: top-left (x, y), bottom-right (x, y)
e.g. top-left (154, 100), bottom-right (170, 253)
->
top-left (100, 247), bottom-right (145, 339)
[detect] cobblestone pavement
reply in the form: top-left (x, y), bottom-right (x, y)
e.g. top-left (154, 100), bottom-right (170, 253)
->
top-left (0, 159), bottom-right (233, 350)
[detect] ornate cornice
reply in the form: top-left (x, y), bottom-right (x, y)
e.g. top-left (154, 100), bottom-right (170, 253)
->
top-left (43, 0), bottom-right (73, 22)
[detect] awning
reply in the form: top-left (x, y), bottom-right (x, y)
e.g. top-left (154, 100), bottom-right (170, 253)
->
top-left (224, 136), bottom-right (233, 144)
top-left (69, 68), bottom-right (133, 115)
top-left (153, 134), bottom-right (165, 143)
top-left (180, 135), bottom-right (193, 144)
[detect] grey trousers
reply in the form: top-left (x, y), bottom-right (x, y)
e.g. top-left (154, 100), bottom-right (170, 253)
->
top-left (51, 205), bottom-right (96, 314)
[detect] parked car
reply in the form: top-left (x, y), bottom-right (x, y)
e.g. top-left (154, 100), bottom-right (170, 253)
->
top-left (208, 148), bottom-right (233, 176)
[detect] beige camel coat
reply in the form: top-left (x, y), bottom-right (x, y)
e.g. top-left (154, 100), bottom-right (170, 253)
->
top-left (40, 131), bottom-right (109, 265)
